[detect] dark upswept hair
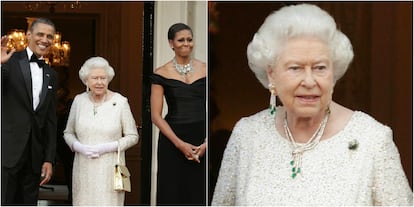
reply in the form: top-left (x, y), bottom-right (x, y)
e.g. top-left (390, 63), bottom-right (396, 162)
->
top-left (29, 17), bottom-right (56, 33)
top-left (167, 23), bottom-right (193, 40)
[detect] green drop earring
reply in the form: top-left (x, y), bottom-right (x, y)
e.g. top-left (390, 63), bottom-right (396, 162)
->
top-left (268, 83), bottom-right (277, 115)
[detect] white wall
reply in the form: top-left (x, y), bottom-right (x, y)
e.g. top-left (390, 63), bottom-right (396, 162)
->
top-left (151, 1), bottom-right (207, 205)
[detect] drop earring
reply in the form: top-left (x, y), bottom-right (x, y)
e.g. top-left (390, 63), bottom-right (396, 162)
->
top-left (86, 85), bottom-right (90, 93)
top-left (268, 83), bottom-right (277, 115)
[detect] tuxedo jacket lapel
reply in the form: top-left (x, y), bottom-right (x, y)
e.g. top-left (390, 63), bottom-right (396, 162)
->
top-left (37, 67), bottom-right (51, 111)
top-left (18, 55), bottom-right (33, 108)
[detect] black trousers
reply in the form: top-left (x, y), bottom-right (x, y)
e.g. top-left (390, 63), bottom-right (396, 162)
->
top-left (2, 142), bottom-right (41, 206)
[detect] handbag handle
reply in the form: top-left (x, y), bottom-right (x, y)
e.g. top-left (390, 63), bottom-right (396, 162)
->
top-left (117, 140), bottom-right (121, 165)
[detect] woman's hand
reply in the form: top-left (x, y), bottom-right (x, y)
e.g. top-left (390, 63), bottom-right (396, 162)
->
top-left (194, 142), bottom-right (206, 161)
top-left (176, 140), bottom-right (200, 163)
top-left (72, 141), bottom-right (99, 158)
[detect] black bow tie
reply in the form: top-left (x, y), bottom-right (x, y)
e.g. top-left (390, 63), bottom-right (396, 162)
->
top-left (29, 54), bottom-right (46, 68)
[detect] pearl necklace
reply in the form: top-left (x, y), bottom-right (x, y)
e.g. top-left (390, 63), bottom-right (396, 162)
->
top-left (283, 108), bottom-right (330, 178)
top-left (90, 93), bottom-right (106, 116)
top-left (173, 57), bottom-right (192, 77)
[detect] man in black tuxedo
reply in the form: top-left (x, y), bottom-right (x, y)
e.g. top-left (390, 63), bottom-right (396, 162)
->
top-left (1, 17), bottom-right (58, 205)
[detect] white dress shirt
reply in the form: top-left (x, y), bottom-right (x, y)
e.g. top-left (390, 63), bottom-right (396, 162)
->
top-left (26, 48), bottom-right (44, 110)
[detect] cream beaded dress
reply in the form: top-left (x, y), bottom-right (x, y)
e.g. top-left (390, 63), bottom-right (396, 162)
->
top-left (212, 109), bottom-right (412, 206)
top-left (64, 92), bottom-right (138, 206)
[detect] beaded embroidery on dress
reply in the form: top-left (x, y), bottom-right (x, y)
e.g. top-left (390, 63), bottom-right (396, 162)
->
top-left (212, 109), bottom-right (413, 206)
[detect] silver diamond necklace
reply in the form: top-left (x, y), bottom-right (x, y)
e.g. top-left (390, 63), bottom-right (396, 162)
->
top-left (173, 57), bottom-right (192, 77)
top-left (283, 108), bottom-right (330, 178)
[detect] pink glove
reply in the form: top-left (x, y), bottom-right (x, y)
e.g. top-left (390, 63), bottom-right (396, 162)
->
top-left (90, 141), bottom-right (118, 157)
top-left (72, 141), bottom-right (99, 158)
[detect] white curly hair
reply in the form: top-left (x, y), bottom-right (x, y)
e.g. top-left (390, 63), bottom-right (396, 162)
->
top-left (78, 56), bottom-right (115, 85)
top-left (247, 3), bottom-right (354, 88)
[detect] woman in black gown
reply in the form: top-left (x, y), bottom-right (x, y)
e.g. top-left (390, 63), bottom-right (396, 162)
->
top-left (150, 23), bottom-right (207, 205)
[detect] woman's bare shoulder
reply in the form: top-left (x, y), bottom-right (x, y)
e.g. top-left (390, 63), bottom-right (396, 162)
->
top-left (193, 58), bottom-right (206, 67)
top-left (153, 61), bottom-right (173, 76)
top-left (192, 58), bottom-right (206, 75)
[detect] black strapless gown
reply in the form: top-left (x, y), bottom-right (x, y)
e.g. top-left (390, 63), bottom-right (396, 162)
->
top-left (150, 74), bottom-right (206, 206)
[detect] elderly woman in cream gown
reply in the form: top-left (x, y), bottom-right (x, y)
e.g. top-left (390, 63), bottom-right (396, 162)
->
top-left (64, 56), bottom-right (138, 206)
top-left (212, 4), bottom-right (413, 206)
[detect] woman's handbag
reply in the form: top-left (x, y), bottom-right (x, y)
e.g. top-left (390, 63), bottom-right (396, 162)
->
top-left (114, 141), bottom-right (131, 192)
